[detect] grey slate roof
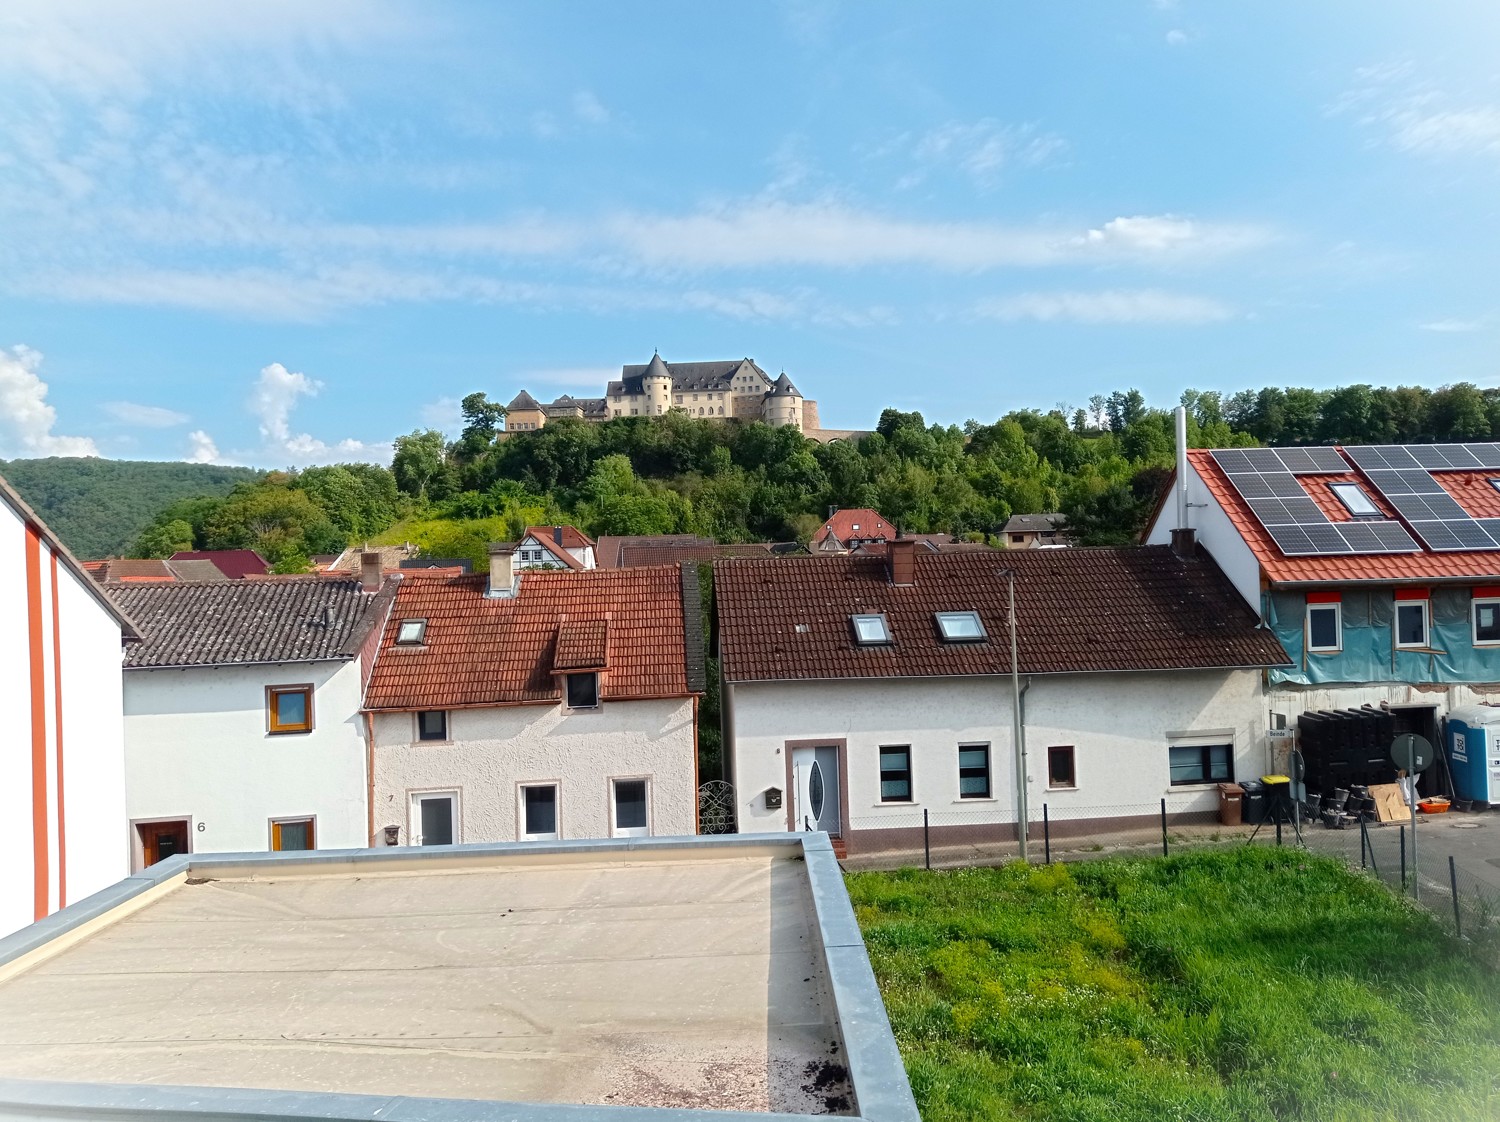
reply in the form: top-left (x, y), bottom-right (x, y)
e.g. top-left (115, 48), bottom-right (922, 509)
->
top-left (769, 372), bottom-right (800, 397)
top-left (1002, 512), bottom-right (1066, 534)
top-left (608, 357), bottom-right (769, 396)
top-left (109, 576), bottom-right (398, 669)
top-left (507, 390), bottom-right (542, 411)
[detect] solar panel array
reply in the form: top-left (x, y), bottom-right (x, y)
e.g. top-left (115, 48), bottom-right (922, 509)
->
top-left (1341, 444), bottom-right (1500, 552)
top-left (1210, 448), bottom-right (1421, 557)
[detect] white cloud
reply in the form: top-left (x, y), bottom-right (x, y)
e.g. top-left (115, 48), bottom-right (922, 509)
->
top-left (246, 362), bottom-right (392, 465)
top-left (102, 400), bottom-right (189, 427)
top-left (572, 90), bottom-right (610, 125)
top-left (1070, 214), bottom-right (1260, 254)
top-left (0, 345), bottom-right (99, 457)
top-left (186, 429), bottom-right (220, 463)
top-left (418, 396), bottom-right (463, 433)
top-left (1420, 317), bottom-right (1486, 333)
top-left (1166, 29), bottom-right (1188, 46)
top-left (1389, 107), bottom-right (1500, 155)
top-left (976, 289), bottom-right (1234, 325)
top-left (1333, 64), bottom-right (1500, 158)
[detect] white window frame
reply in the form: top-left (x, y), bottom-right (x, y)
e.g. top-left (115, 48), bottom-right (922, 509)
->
top-left (957, 743), bottom-right (991, 799)
top-left (1395, 599), bottom-right (1430, 650)
top-left (1328, 482), bottom-right (1381, 518)
top-left (409, 789), bottom-right (460, 846)
top-left (269, 815), bottom-right (316, 852)
top-left (519, 783), bottom-right (560, 841)
top-left (936, 611), bottom-right (987, 642)
top-left (565, 672), bottom-right (600, 710)
top-left (609, 776), bottom-right (652, 838)
top-left (1166, 733), bottom-right (1236, 788)
top-left (1474, 597), bottom-right (1500, 646)
top-left (396, 619), bottom-right (427, 645)
top-left (1306, 602), bottom-right (1342, 653)
top-left (851, 613), bottom-right (891, 645)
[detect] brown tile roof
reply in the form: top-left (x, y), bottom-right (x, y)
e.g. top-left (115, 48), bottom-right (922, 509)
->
top-left (169, 549), bottom-right (269, 579)
top-left (522, 525), bottom-right (596, 551)
top-left (364, 563), bottom-right (704, 711)
top-left (715, 547), bottom-right (1290, 683)
top-left (595, 533), bottom-right (781, 568)
top-left (89, 558), bottom-right (229, 583)
top-left (109, 576), bottom-right (398, 668)
top-left (812, 508), bottom-right (895, 546)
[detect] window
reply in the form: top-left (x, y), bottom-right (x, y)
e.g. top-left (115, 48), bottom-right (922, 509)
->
top-left (1048, 745), bottom-right (1077, 789)
top-left (1475, 597), bottom-right (1500, 644)
top-left (1396, 600), bottom-right (1429, 649)
top-left (1169, 743), bottom-right (1233, 786)
top-left (879, 746), bottom-right (912, 802)
top-left (1306, 602), bottom-right (1341, 652)
top-left (396, 619), bottom-right (427, 645)
top-left (958, 744), bottom-right (990, 798)
top-left (1011, 533), bottom-right (1026, 543)
top-left (1489, 479), bottom-right (1500, 494)
top-left (936, 611), bottom-right (986, 642)
top-left (851, 614), bottom-right (891, 644)
top-left (270, 817), bottom-right (315, 851)
top-left (1329, 482), bottom-right (1381, 518)
top-left (611, 778), bottom-right (649, 837)
top-left (522, 785), bottom-right (558, 839)
top-left (267, 685), bottom-right (313, 734)
top-left (566, 672), bottom-right (599, 709)
top-left (417, 710), bottom-right (447, 741)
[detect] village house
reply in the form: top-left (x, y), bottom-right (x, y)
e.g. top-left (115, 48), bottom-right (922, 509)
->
top-left (1001, 512), bottom-right (1069, 549)
top-left (107, 557), bottom-right (397, 867)
top-left (515, 524), bottom-right (597, 570)
top-left (1, 473), bottom-right (137, 937)
top-left (811, 508), bottom-right (896, 553)
top-left (1145, 422), bottom-right (1500, 801)
top-left (715, 541), bottom-right (1289, 855)
top-left (362, 547), bottom-right (705, 845)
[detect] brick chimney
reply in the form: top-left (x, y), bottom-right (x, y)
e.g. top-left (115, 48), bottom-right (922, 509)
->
top-left (487, 543), bottom-right (517, 598)
top-left (886, 538), bottom-right (916, 586)
top-left (553, 525), bottom-right (564, 546)
top-left (359, 551), bottom-right (382, 592)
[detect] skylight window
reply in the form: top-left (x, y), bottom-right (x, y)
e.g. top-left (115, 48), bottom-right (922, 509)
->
top-left (396, 619), bottom-right (427, 645)
top-left (1489, 479), bottom-right (1500, 495)
top-left (1328, 482), bottom-right (1381, 518)
top-left (851, 614), bottom-right (891, 645)
top-left (935, 611), bottom-right (987, 641)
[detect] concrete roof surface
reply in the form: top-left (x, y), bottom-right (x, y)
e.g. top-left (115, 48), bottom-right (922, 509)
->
top-left (0, 852), bottom-right (852, 1115)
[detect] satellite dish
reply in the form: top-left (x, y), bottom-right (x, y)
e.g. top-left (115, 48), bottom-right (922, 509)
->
top-left (1390, 733), bottom-right (1433, 774)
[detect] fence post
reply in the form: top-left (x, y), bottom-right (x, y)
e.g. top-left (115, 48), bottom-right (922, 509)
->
top-left (1043, 803), bottom-right (1051, 865)
top-left (1400, 826), bottom-right (1407, 890)
top-left (1450, 855), bottom-right (1462, 938)
top-left (1160, 798), bottom-right (1169, 857)
top-left (923, 808), bottom-right (930, 871)
top-left (1365, 818), bottom-right (1379, 875)
top-left (1360, 817), bottom-right (1367, 869)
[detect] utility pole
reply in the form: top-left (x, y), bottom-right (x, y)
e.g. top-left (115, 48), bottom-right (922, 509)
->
top-left (1002, 570), bottom-right (1028, 861)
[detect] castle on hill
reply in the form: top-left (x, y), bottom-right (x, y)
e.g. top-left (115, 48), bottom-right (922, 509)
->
top-left (504, 353), bottom-right (819, 434)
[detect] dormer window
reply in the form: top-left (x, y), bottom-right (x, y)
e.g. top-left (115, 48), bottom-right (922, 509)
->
top-left (936, 611), bottom-right (986, 642)
top-left (851, 614), bottom-right (891, 645)
top-left (396, 619), bottom-right (427, 645)
top-left (1328, 482), bottom-right (1381, 518)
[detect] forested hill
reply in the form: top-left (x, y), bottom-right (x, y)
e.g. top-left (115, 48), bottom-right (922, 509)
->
top-left (0, 458), bottom-right (261, 558)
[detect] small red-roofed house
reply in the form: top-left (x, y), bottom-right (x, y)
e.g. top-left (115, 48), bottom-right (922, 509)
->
top-left (515, 525), bottom-right (596, 571)
top-left (811, 508), bottom-right (895, 553)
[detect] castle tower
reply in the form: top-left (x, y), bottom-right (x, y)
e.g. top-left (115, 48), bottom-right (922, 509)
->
top-left (764, 372), bottom-right (803, 429)
top-left (642, 352), bottom-right (672, 416)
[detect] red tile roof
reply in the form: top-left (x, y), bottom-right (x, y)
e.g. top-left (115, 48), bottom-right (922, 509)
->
top-left (522, 525), bottom-right (595, 551)
top-left (170, 550), bottom-right (269, 579)
top-left (364, 564), bottom-right (704, 711)
top-left (1188, 450), bottom-right (1500, 585)
top-left (715, 547), bottom-right (1289, 683)
top-left (812, 508), bottom-right (895, 546)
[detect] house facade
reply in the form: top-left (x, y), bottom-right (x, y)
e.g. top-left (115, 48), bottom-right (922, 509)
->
top-left (516, 525), bottom-right (596, 570)
top-left (1145, 437), bottom-right (1500, 798)
top-left (0, 474), bottom-right (136, 936)
top-left (716, 542), bottom-right (1289, 854)
top-left (811, 508), bottom-right (896, 553)
top-left (107, 558), bottom-right (397, 867)
top-left (363, 548), bottom-right (705, 845)
top-left (1001, 513), bottom-right (1068, 549)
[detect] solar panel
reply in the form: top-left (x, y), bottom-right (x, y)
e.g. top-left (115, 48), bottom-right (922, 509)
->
top-left (1334, 522), bottom-right (1385, 552)
top-left (1210, 449), bottom-right (1256, 474)
top-left (1443, 520), bottom-right (1499, 550)
top-left (1241, 447), bottom-right (1287, 471)
top-left (1435, 444), bottom-right (1483, 469)
top-left (1478, 518), bottom-right (1500, 539)
top-left (1407, 521), bottom-right (1468, 551)
top-left (1301, 524), bottom-right (1354, 553)
top-left (1470, 445), bottom-right (1500, 470)
top-left (1342, 446), bottom-right (1392, 471)
top-left (1369, 522), bottom-right (1422, 551)
top-left (1266, 524), bottom-right (1319, 556)
top-left (1306, 447), bottom-right (1352, 472)
top-left (1409, 445), bottom-right (1450, 470)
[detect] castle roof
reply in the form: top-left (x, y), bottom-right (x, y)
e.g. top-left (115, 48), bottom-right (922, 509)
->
top-left (608, 356), bottom-right (769, 396)
top-left (507, 390), bottom-right (542, 411)
top-left (769, 373), bottom-right (801, 397)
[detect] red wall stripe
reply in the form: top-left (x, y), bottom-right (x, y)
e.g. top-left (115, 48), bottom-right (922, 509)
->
top-left (24, 527), bottom-right (49, 921)
top-left (50, 553), bottom-right (67, 908)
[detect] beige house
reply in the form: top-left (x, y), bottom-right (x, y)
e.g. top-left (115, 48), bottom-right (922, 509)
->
top-left (1002, 512), bottom-right (1069, 548)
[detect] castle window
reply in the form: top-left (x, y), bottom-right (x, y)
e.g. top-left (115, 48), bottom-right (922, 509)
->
top-left (718, 407), bottom-right (724, 415)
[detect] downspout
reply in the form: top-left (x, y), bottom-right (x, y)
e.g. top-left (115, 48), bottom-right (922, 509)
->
top-left (692, 693), bottom-right (701, 834)
top-left (363, 710), bottom-right (376, 847)
top-left (1019, 675), bottom-right (1032, 812)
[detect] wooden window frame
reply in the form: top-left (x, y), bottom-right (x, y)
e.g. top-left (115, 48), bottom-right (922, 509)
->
top-left (1047, 745), bottom-right (1077, 790)
top-left (267, 684), bottom-right (314, 734)
top-left (270, 816), bottom-right (316, 852)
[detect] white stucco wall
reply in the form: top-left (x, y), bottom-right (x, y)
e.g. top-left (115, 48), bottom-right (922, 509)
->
top-left (370, 697), bottom-right (697, 844)
top-left (0, 498), bottom-right (128, 937)
top-left (123, 659), bottom-right (368, 860)
top-left (1144, 460), bottom-right (1263, 613)
top-left (729, 670), bottom-right (1269, 836)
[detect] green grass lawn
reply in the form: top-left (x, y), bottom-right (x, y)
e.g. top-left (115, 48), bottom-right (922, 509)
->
top-left (847, 849), bottom-right (1500, 1122)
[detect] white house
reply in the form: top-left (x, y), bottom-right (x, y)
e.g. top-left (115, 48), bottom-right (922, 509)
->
top-left (363, 547), bottom-right (705, 845)
top-left (515, 525), bottom-right (596, 570)
top-left (0, 473), bottom-right (136, 937)
top-left (715, 540), bottom-right (1291, 855)
top-left (106, 556), bottom-right (397, 867)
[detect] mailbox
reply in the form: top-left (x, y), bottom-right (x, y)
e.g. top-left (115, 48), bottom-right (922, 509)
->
top-left (764, 786), bottom-right (783, 810)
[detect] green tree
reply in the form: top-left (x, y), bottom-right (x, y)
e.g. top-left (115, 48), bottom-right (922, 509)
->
top-left (392, 429), bottom-right (449, 499)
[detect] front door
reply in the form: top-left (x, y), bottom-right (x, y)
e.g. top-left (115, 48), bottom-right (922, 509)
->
top-left (413, 793), bottom-right (456, 846)
top-left (137, 820), bottom-right (190, 868)
top-left (792, 746), bottom-right (841, 836)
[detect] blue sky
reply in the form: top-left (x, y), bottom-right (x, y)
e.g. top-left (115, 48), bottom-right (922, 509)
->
top-left (2, 1), bottom-right (1498, 466)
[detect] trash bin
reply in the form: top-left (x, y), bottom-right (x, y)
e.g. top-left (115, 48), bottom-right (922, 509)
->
top-left (1217, 782), bottom-right (1245, 826)
top-left (1241, 779), bottom-right (1268, 825)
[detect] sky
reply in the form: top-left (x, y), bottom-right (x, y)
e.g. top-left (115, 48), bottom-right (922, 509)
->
top-left (2, 1), bottom-right (1499, 467)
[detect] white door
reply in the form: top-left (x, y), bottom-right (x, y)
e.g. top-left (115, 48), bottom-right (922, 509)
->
top-left (411, 792), bottom-right (457, 846)
top-left (611, 778), bottom-right (650, 838)
top-left (792, 746), bottom-right (841, 836)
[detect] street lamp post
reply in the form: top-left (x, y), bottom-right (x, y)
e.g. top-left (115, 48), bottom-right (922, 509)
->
top-left (1000, 569), bottom-right (1028, 861)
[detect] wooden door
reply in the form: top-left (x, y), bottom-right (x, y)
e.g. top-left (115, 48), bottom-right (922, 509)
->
top-left (138, 820), bottom-right (190, 867)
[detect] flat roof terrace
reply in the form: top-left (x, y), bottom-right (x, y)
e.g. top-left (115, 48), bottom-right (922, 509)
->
top-left (0, 837), bottom-right (917, 1122)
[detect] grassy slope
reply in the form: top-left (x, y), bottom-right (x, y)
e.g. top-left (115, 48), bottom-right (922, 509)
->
top-left (847, 849), bottom-right (1500, 1122)
top-left (0, 457), bottom-right (260, 557)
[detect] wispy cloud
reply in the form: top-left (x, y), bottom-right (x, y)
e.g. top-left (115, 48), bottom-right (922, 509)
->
top-left (245, 362), bottom-right (391, 464)
top-left (1420, 317), bottom-right (1486, 333)
top-left (101, 400), bottom-right (190, 427)
top-left (418, 397), bottom-right (462, 434)
top-left (976, 289), bottom-right (1234, 325)
top-left (0, 345), bottom-right (99, 457)
top-left (1332, 62), bottom-right (1500, 158)
top-left (1165, 29), bottom-right (1188, 46)
top-left (891, 119), bottom-right (1067, 188)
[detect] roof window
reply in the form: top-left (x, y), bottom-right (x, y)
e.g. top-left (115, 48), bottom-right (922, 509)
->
top-left (396, 619), bottom-right (427, 645)
top-left (1328, 482), bottom-right (1381, 518)
top-left (851, 614), bottom-right (891, 645)
top-left (935, 611), bottom-right (987, 642)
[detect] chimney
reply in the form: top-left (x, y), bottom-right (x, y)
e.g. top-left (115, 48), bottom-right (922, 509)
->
top-left (1170, 527), bottom-right (1197, 560)
top-left (886, 538), bottom-right (916, 586)
top-left (553, 525), bottom-right (564, 546)
top-left (359, 551), bottom-right (382, 592)
top-left (1174, 405), bottom-right (1190, 530)
top-left (487, 543), bottom-right (517, 598)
